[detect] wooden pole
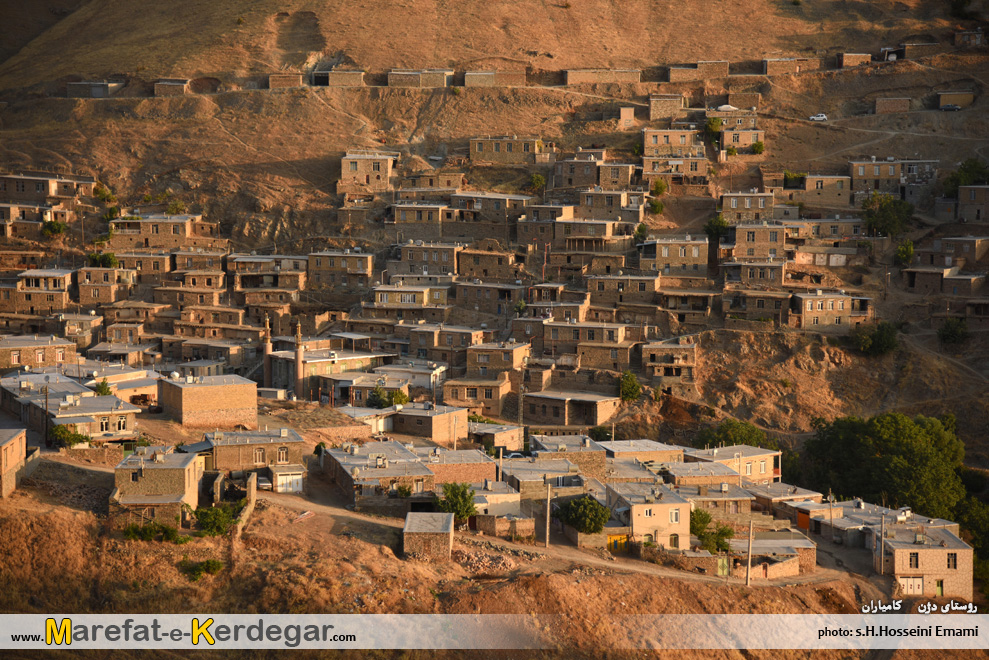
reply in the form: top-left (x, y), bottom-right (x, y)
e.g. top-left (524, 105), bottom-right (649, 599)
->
top-left (498, 447), bottom-right (503, 481)
top-left (745, 520), bottom-right (754, 587)
top-left (545, 483), bottom-right (551, 548)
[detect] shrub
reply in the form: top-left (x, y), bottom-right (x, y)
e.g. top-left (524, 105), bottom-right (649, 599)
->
top-left (193, 502), bottom-right (240, 536)
top-left (651, 179), bottom-right (667, 197)
top-left (236, 16), bottom-right (245, 25)
top-left (41, 220), bottom-right (67, 238)
top-left (851, 322), bottom-right (898, 356)
top-left (389, 390), bottom-right (409, 405)
top-left (180, 558), bottom-right (224, 582)
top-left (648, 199), bottom-right (664, 215)
top-left (94, 183), bottom-right (116, 204)
top-left (619, 370), bottom-right (641, 402)
top-left (166, 200), bottom-right (187, 215)
top-left (396, 485), bottom-right (413, 498)
top-left (313, 441), bottom-right (326, 456)
top-left (451, 86), bottom-right (461, 96)
top-left (514, 300), bottom-right (527, 315)
top-left (88, 252), bottom-right (118, 268)
top-left (938, 317), bottom-right (969, 345)
top-left (751, 141), bottom-right (765, 155)
top-left (652, 387), bottom-right (663, 402)
top-left (553, 495), bottom-right (610, 534)
top-left (726, 146), bottom-right (737, 157)
top-left (529, 173), bottom-right (546, 192)
top-left (588, 426), bottom-right (612, 443)
top-left (123, 522), bottom-right (188, 544)
top-left (634, 223), bottom-right (648, 243)
top-left (94, 378), bottom-right (112, 396)
top-left (894, 240), bottom-right (914, 266)
top-left (101, 206), bottom-right (120, 222)
top-left (49, 424), bottom-right (89, 447)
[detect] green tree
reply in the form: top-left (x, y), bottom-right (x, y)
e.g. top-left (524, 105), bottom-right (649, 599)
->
top-left (651, 179), bottom-right (667, 197)
top-left (619, 370), bottom-right (641, 402)
top-left (588, 426), bottom-right (612, 443)
top-left (166, 200), bottom-right (187, 215)
top-left (751, 141), bottom-right (765, 155)
top-left (648, 199), bottom-right (664, 215)
top-left (938, 317), bottom-right (969, 345)
top-left (389, 389), bottom-right (410, 406)
top-left (41, 220), bottom-right (67, 238)
top-left (689, 509), bottom-right (713, 537)
top-left (695, 419), bottom-right (777, 450)
top-left (894, 240), bottom-right (914, 266)
top-left (726, 146), bottom-right (737, 157)
top-left (94, 378), bottom-right (112, 396)
top-left (942, 158), bottom-right (989, 197)
top-left (529, 173), bottom-right (546, 193)
top-left (634, 223), bottom-right (648, 243)
top-left (703, 213), bottom-right (729, 241)
top-left (49, 424), bottom-right (88, 447)
top-left (513, 299), bottom-right (527, 316)
top-left (434, 482), bottom-right (477, 523)
top-left (88, 252), bottom-right (119, 268)
top-left (194, 502), bottom-right (238, 536)
top-left (803, 413), bottom-right (965, 520)
top-left (862, 191), bottom-right (913, 237)
top-left (313, 441), bottom-right (326, 456)
top-left (553, 495), bottom-right (610, 534)
top-left (704, 117), bottom-right (722, 141)
top-left (851, 321), bottom-right (898, 356)
top-left (366, 385), bottom-right (390, 409)
top-left (690, 509), bottom-right (734, 553)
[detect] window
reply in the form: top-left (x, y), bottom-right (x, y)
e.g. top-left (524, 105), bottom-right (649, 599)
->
top-left (372, 162), bottom-right (381, 172)
top-left (947, 553), bottom-right (957, 569)
top-left (349, 162), bottom-right (357, 172)
top-left (100, 417), bottom-right (110, 432)
top-left (131, 472), bottom-right (139, 482)
top-left (254, 447), bottom-right (266, 464)
top-left (909, 552), bottom-right (919, 569)
top-left (746, 232), bottom-right (755, 242)
top-left (644, 508), bottom-right (653, 517)
top-left (56, 349), bottom-right (64, 361)
top-left (816, 180), bottom-right (824, 190)
top-left (611, 349), bottom-right (618, 359)
top-left (669, 534), bottom-right (679, 549)
top-left (760, 460), bottom-right (766, 474)
top-left (484, 388), bottom-right (493, 399)
top-left (467, 388), bottom-right (478, 399)
top-left (745, 463), bottom-right (752, 475)
top-left (11, 351), bottom-right (20, 365)
top-left (35, 350), bottom-right (44, 363)
top-left (670, 509), bottom-right (680, 523)
top-left (476, 143), bottom-right (483, 152)
top-left (117, 416), bottom-right (126, 431)
top-left (278, 447), bottom-right (288, 463)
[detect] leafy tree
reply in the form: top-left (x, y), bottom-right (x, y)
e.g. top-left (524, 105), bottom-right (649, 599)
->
top-left (94, 183), bottom-right (117, 204)
top-left (634, 223), bottom-right (648, 243)
top-left (166, 200), bottom-right (187, 215)
top-left (726, 146), bottom-right (737, 157)
top-left (49, 424), bottom-right (89, 447)
top-left (366, 385), bottom-right (390, 409)
top-left (894, 240), bottom-right (914, 266)
top-left (690, 509), bottom-right (734, 553)
top-left (101, 206), bottom-right (121, 222)
top-left (389, 389), bottom-right (410, 406)
top-left (41, 220), bottom-right (67, 238)
top-left (395, 484), bottom-right (413, 498)
top-left (648, 199), bottom-right (664, 215)
top-left (88, 252), bottom-right (119, 268)
top-left (689, 509), bottom-right (713, 537)
top-left (619, 370), bottom-right (641, 402)
top-left (313, 441), bottom-right (326, 456)
top-left (651, 179), bottom-right (667, 197)
top-left (862, 191), bottom-right (913, 237)
top-left (704, 117), bottom-right (722, 141)
top-left (553, 495), bottom-right (610, 534)
top-left (802, 413), bottom-right (965, 520)
top-left (938, 317), bottom-right (969, 345)
top-left (194, 502), bottom-right (239, 536)
top-left (434, 482), bottom-right (477, 522)
top-left (943, 158), bottom-right (989, 197)
top-left (513, 300), bottom-right (527, 315)
top-left (94, 378), bottom-right (112, 396)
top-left (695, 419), bottom-right (777, 450)
top-left (588, 426), bottom-right (612, 443)
top-left (851, 322), bottom-right (898, 356)
top-left (751, 141), bottom-right (765, 155)
top-left (703, 213), bottom-right (729, 241)
top-left (529, 173), bottom-right (546, 193)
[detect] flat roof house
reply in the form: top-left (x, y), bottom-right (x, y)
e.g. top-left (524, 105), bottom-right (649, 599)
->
top-left (197, 428), bottom-right (306, 493)
top-left (109, 446), bottom-right (204, 527)
top-left (605, 482), bottom-right (690, 549)
top-left (403, 512), bottom-right (455, 559)
top-left (158, 374), bottom-right (257, 429)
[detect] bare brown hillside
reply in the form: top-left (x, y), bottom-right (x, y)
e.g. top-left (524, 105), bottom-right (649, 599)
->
top-left (0, 0), bottom-right (975, 92)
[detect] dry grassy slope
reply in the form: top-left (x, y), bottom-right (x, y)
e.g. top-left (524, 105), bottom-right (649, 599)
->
top-left (0, 0), bottom-right (965, 92)
top-left (693, 329), bottom-right (989, 461)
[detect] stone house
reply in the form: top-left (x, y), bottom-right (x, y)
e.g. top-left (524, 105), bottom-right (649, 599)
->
top-left (642, 155), bottom-right (710, 188)
top-left (706, 107), bottom-right (758, 131)
top-left (722, 288), bottom-right (792, 323)
top-left (442, 371), bottom-right (512, 417)
top-left (0, 269), bottom-right (74, 315)
top-left (553, 159), bottom-right (600, 189)
top-left (0, 428), bottom-right (28, 497)
top-left (40, 394), bottom-right (140, 443)
top-left (523, 390), bottom-right (620, 427)
top-left (154, 79), bottom-right (190, 95)
top-left (77, 267), bottom-right (138, 308)
top-left (914, 235), bottom-right (989, 269)
top-left (0, 334), bottom-right (77, 372)
top-left (403, 512), bottom-right (454, 559)
top-left (325, 440), bottom-right (436, 504)
top-left (957, 186), bottom-right (989, 223)
top-left (674, 483), bottom-right (754, 516)
top-left (669, 61), bottom-right (729, 82)
top-left (389, 242), bottom-right (463, 276)
top-left (158, 374), bottom-right (257, 428)
top-left (387, 69), bottom-right (454, 87)
top-left (642, 128), bottom-right (703, 158)
top-left (596, 439), bottom-right (684, 463)
top-left (565, 69), bottom-right (640, 84)
top-left (643, 335), bottom-right (697, 393)
top-left (742, 481), bottom-right (823, 521)
top-left (110, 446), bottom-right (204, 527)
top-left (363, 284), bottom-right (452, 323)
top-left (788, 290), bottom-right (873, 331)
top-left (198, 428), bottom-right (306, 492)
top-left (0, 171), bottom-right (95, 203)
top-left (576, 189), bottom-right (645, 223)
top-left (412, 447), bottom-right (497, 485)
top-left (771, 174), bottom-right (852, 208)
top-left (108, 214), bottom-right (225, 251)
top-left (469, 136), bottom-right (545, 165)
top-left (469, 422), bottom-right (524, 453)
top-left (337, 151), bottom-right (399, 194)
top-left (876, 526), bottom-right (973, 601)
top-left (115, 252), bottom-right (173, 286)
top-left (720, 190), bottom-right (775, 223)
top-left (529, 434), bottom-right (606, 477)
top-left (500, 457), bottom-right (585, 500)
top-left (639, 236), bottom-right (708, 274)
top-left (648, 460), bottom-right (740, 486)
top-left (605, 482), bottom-right (690, 548)
top-left (648, 94), bottom-right (686, 121)
top-left (722, 259), bottom-right (786, 287)
top-left (733, 222), bottom-right (787, 260)
top-left (721, 129), bottom-right (765, 152)
top-left (838, 53), bottom-right (872, 67)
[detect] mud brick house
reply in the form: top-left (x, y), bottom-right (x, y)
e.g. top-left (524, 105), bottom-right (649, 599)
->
top-left (363, 284), bottom-right (452, 323)
top-left (565, 69), bottom-right (640, 84)
top-left (0, 269), bottom-right (74, 315)
top-left (598, 163), bottom-right (637, 188)
top-left (337, 151), bottom-right (399, 194)
top-left (469, 136), bottom-right (545, 165)
top-left (173, 249), bottom-right (227, 271)
top-left (954, 29), bottom-right (985, 47)
top-left (466, 340), bottom-right (529, 375)
top-left (722, 259), bottom-right (786, 287)
top-left (453, 281), bottom-right (525, 316)
top-left (706, 107), bottom-right (758, 131)
top-left (553, 158), bottom-right (600, 189)
top-left (685, 444), bottom-right (781, 484)
top-left (401, 171), bottom-right (464, 191)
top-left (957, 186), bottom-right (989, 223)
top-left (788, 290), bottom-right (873, 331)
top-left (307, 249), bottom-right (373, 288)
top-left (108, 214), bottom-right (225, 250)
top-left (0, 171), bottom-right (95, 202)
top-left (643, 335), bottom-right (697, 393)
top-left (157, 374), bottom-right (257, 428)
top-left (469, 422), bottom-right (524, 453)
top-left (639, 236), bottom-right (708, 274)
top-left (311, 68), bottom-right (365, 86)
top-left (115, 252), bottom-right (173, 285)
top-left (785, 217), bottom-right (864, 243)
top-left (0, 334), bottom-right (77, 372)
top-left (727, 91), bottom-right (761, 109)
top-left (733, 222), bottom-right (786, 260)
top-left (268, 73), bottom-right (303, 89)
top-left (914, 235), bottom-right (989, 269)
top-left (606, 482), bottom-right (690, 548)
top-left (769, 173), bottom-right (852, 208)
top-left (196, 428), bottom-right (306, 492)
top-left (500, 457), bottom-right (584, 500)
top-left (403, 512), bottom-right (454, 559)
top-left (675, 483), bottom-right (755, 516)
top-left (154, 78), bottom-right (190, 95)
top-left (669, 61), bottom-right (729, 82)
top-left (838, 53), bottom-right (872, 68)
top-left (529, 434), bottom-right (606, 477)
top-left (389, 242), bottom-right (464, 276)
top-left (722, 288), bottom-right (792, 323)
top-left (648, 460), bottom-right (740, 486)
top-left (742, 481), bottom-right (823, 521)
top-left (0, 250), bottom-right (46, 272)
top-left (325, 440), bottom-right (436, 504)
top-left (523, 390), bottom-right (619, 427)
top-left (577, 189), bottom-right (645, 223)
top-left (877, 526), bottom-right (973, 600)
top-left (387, 69), bottom-right (454, 87)
top-left (403, 323), bottom-right (486, 371)
top-left (457, 243), bottom-right (525, 282)
top-left (450, 192), bottom-right (532, 227)
top-left (597, 439), bottom-right (684, 463)
top-left (0, 428), bottom-right (28, 498)
top-left (642, 154), bottom-right (709, 188)
top-left (648, 93), bottom-right (687, 121)
top-left (587, 275), bottom-right (661, 307)
top-left (762, 58), bottom-right (821, 75)
top-left (847, 157), bottom-right (938, 204)
top-left (720, 190), bottom-right (774, 223)
top-left (110, 447), bottom-right (204, 527)
top-left (642, 127), bottom-right (704, 157)
top-left (77, 267), bottom-right (138, 308)
top-left (464, 71), bottom-right (527, 87)
top-left (412, 447), bottom-right (496, 485)
top-left (721, 128), bottom-right (765, 152)
top-left (41, 394), bottom-right (140, 444)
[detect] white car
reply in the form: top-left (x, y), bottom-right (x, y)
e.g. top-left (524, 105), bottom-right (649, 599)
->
top-left (809, 114), bottom-right (828, 122)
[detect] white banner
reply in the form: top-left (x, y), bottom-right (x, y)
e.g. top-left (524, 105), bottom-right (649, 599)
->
top-left (0, 614), bottom-right (984, 650)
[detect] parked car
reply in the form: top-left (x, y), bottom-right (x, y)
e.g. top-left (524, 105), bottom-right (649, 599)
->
top-left (505, 452), bottom-right (525, 459)
top-left (257, 476), bottom-right (273, 491)
top-left (939, 104), bottom-right (962, 112)
top-left (809, 114), bottom-right (828, 121)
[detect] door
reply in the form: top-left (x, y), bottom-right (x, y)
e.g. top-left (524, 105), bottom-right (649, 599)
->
top-left (607, 535), bottom-right (628, 553)
top-left (717, 557), bottom-right (729, 576)
top-left (936, 580), bottom-right (943, 597)
top-left (762, 563), bottom-right (768, 578)
top-left (898, 577), bottom-right (923, 596)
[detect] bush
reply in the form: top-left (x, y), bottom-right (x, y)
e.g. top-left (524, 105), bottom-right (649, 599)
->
top-left (851, 322), bottom-right (898, 356)
top-left (434, 482), bottom-right (477, 522)
top-left (395, 485), bottom-right (413, 498)
top-left (726, 146), bottom-right (737, 157)
top-left (652, 387), bottom-right (663, 402)
top-left (101, 206), bottom-right (121, 222)
top-left (49, 424), bottom-right (89, 447)
top-left (41, 220), bottom-right (67, 238)
top-left (651, 179), bottom-right (667, 197)
top-left (588, 426), bottom-right (612, 443)
top-left (313, 441), bottom-right (326, 456)
top-left (529, 173), bottom-right (545, 192)
top-left (193, 501), bottom-right (240, 536)
top-left (634, 223), bottom-right (648, 243)
top-left (123, 522), bottom-right (188, 544)
top-left (180, 558), bottom-right (224, 582)
top-left (938, 318), bottom-right (969, 346)
top-left (553, 495), bottom-right (610, 534)
top-left (894, 240), bottom-right (914, 266)
top-left (648, 199), bottom-right (664, 215)
top-left (619, 370), bottom-right (641, 402)
top-left (166, 200), bottom-right (187, 215)
top-left (943, 158), bottom-right (989, 197)
top-left (514, 300), bottom-right (527, 316)
top-left (450, 86), bottom-right (461, 96)
top-left (88, 252), bottom-right (119, 268)
top-left (389, 390), bottom-right (409, 405)
top-left (751, 141), bottom-right (765, 155)
top-left (94, 183), bottom-right (116, 204)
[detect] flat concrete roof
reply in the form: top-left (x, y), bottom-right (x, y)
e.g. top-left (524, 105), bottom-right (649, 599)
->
top-left (205, 429), bottom-right (303, 445)
top-left (597, 439), bottom-right (685, 455)
top-left (160, 375), bottom-right (255, 389)
top-left (686, 444), bottom-right (781, 460)
top-left (404, 512), bottom-right (454, 534)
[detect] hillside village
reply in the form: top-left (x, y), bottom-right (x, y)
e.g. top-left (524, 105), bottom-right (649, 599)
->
top-left (0, 0), bottom-right (988, 635)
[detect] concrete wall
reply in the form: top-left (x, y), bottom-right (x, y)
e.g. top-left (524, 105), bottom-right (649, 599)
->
top-left (565, 70), bottom-right (641, 84)
top-left (464, 71), bottom-right (527, 87)
top-left (476, 514), bottom-right (536, 540)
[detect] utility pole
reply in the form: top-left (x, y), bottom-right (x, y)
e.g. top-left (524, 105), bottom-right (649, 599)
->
top-left (745, 520), bottom-right (754, 587)
top-left (43, 384), bottom-right (50, 448)
top-left (828, 489), bottom-right (836, 544)
top-left (498, 447), bottom-right (503, 482)
top-left (880, 514), bottom-right (886, 576)
top-left (545, 483), bottom-right (551, 548)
